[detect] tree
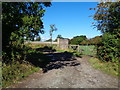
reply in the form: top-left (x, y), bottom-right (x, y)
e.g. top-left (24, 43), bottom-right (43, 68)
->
top-left (69, 35), bottom-right (87, 45)
top-left (91, 2), bottom-right (120, 62)
top-left (2, 2), bottom-right (51, 63)
top-left (54, 34), bottom-right (63, 42)
top-left (49, 24), bottom-right (57, 45)
top-left (45, 39), bottom-right (52, 42)
top-left (81, 36), bottom-right (102, 45)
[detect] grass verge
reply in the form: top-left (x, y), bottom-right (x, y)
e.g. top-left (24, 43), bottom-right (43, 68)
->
top-left (2, 47), bottom-right (51, 88)
top-left (2, 61), bottom-right (40, 87)
top-left (89, 57), bottom-right (119, 77)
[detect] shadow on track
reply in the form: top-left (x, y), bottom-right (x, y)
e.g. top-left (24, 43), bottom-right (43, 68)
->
top-left (43, 51), bottom-right (81, 73)
top-left (26, 46), bottom-right (81, 73)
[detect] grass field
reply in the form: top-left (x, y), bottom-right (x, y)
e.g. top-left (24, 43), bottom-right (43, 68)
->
top-left (79, 45), bottom-right (96, 56)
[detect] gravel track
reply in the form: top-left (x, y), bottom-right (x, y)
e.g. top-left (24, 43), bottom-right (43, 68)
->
top-left (9, 55), bottom-right (118, 88)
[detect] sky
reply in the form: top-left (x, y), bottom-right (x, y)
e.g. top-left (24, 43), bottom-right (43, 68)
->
top-left (40, 2), bottom-right (102, 41)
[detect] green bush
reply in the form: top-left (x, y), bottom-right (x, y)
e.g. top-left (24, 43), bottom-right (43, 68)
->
top-left (96, 32), bottom-right (119, 62)
top-left (2, 31), bottom-right (29, 64)
top-left (93, 2), bottom-right (120, 63)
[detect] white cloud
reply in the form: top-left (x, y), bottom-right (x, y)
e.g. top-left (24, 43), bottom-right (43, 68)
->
top-left (41, 36), bottom-right (49, 41)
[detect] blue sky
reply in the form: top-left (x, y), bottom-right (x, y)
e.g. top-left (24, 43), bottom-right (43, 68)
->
top-left (40, 2), bottom-right (102, 41)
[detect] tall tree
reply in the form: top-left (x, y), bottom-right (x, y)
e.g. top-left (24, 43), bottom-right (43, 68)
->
top-left (91, 2), bottom-right (120, 62)
top-left (2, 2), bottom-right (51, 63)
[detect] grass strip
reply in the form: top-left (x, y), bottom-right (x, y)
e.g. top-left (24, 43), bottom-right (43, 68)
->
top-left (89, 57), bottom-right (119, 77)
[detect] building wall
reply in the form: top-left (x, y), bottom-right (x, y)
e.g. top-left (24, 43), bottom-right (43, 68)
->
top-left (57, 38), bottom-right (69, 50)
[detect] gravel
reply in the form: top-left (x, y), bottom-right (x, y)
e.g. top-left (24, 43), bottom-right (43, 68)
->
top-left (9, 55), bottom-right (118, 88)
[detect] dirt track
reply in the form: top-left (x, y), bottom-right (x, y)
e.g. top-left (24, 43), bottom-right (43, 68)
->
top-left (9, 54), bottom-right (118, 88)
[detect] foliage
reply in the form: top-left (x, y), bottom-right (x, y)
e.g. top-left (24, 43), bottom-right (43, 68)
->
top-left (21, 2), bottom-right (51, 41)
top-left (2, 61), bottom-right (40, 87)
top-left (2, 46), bottom-right (52, 87)
top-left (2, 31), bottom-right (26, 63)
top-left (96, 32), bottom-right (119, 62)
top-left (2, 2), bottom-right (52, 87)
top-left (92, 2), bottom-right (120, 62)
top-left (69, 35), bottom-right (87, 45)
top-left (54, 34), bottom-right (63, 42)
top-left (2, 2), bottom-right (23, 56)
top-left (2, 2), bottom-right (51, 64)
top-left (89, 57), bottom-right (118, 77)
top-left (80, 36), bottom-right (102, 45)
top-left (45, 38), bottom-right (52, 42)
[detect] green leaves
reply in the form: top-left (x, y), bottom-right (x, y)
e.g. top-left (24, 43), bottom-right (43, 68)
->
top-left (69, 35), bottom-right (87, 45)
top-left (93, 2), bottom-right (120, 62)
top-left (2, 2), bottom-right (51, 63)
top-left (80, 36), bottom-right (102, 45)
top-left (96, 32), bottom-right (119, 62)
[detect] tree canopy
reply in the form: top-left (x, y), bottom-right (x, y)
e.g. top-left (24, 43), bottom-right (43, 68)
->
top-left (2, 2), bottom-right (51, 63)
top-left (54, 34), bottom-right (63, 42)
top-left (45, 39), bottom-right (52, 42)
top-left (92, 2), bottom-right (120, 62)
top-left (69, 35), bottom-right (87, 45)
top-left (80, 36), bottom-right (102, 45)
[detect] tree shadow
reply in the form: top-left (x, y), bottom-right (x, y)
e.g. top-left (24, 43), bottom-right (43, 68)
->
top-left (26, 47), bottom-right (81, 73)
top-left (35, 46), bottom-right (56, 52)
top-left (26, 52), bottom-right (51, 68)
top-left (43, 51), bottom-right (81, 73)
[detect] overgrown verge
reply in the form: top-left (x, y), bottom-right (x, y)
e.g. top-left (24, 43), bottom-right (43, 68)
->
top-left (89, 57), bottom-right (119, 77)
top-left (88, 2), bottom-right (120, 78)
top-left (2, 61), bottom-right (40, 87)
top-left (2, 45), bottom-right (51, 87)
top-left (2, 2), bottom-right (52, 88)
